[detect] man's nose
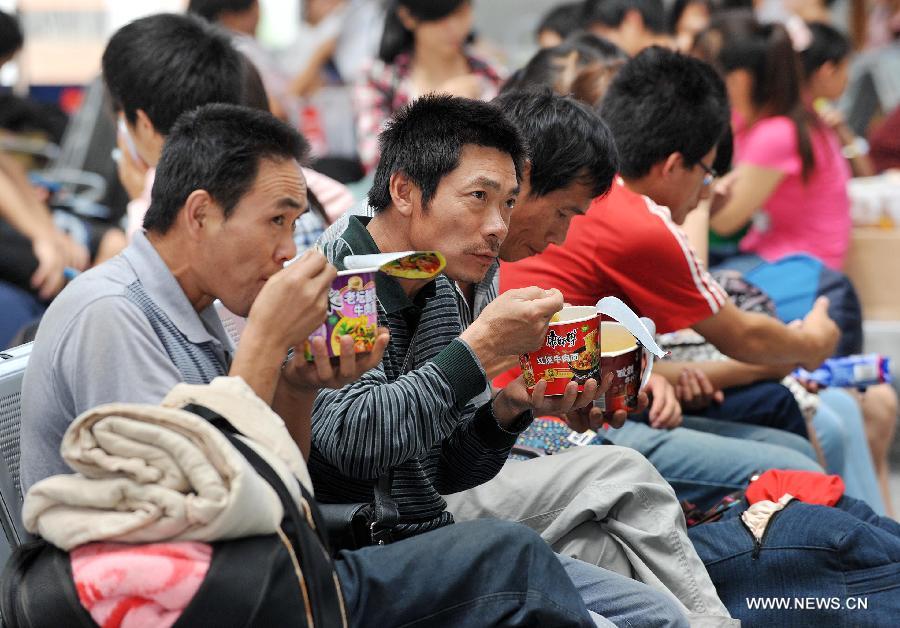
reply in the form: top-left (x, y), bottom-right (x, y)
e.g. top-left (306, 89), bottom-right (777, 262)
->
top-left (486, 207), bottom-right (509, 243)
top-left (276, 233), bottom-right (298, 265)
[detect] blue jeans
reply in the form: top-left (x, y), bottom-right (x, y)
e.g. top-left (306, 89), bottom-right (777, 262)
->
top-left (334, 519), bottom-right (598, 627)
top-left (691, 381), bottom-right (808, 437)
top-left (557, 554), bottom-right (690, 628)
top-left (679, 415), bottom-right (817, 459)
top-left (604, 419), bottom-right (822, 509)
top-left (815, 389), bottom-right (885, 514)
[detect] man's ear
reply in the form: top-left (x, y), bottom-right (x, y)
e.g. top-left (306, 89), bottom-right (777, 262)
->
top-left (659, 152), bottom-right (684, 178)
top-left (133, 109), bottom-right (157, 140)
top-left (388, 171), bottom-right (419, 217)
top-left (131, 108), bottom-right (165, 164)
top-left (182, 189), bottom-right (216, 240)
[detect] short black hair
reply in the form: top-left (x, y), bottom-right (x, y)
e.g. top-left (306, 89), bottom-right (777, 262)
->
top-left (368, 94), bottom-right (525, 212)
top-left (536, 2), bottom-right (583, 39)
top-left (0, 10), bottom-right (23, 58)
top-left (187, 0), bottom-right (256, 22)
top-left (102, 13), bottom-right (244, 135)
top-left (146, 103), bottom-right (310, 234)
top-left (712, 124), bottom-right (733, 175)
top-left (800, 21), bottom-right (851, 79)
top-left (239, 53), bottom-right (270, 112)
top-left (582, 0), bottom-right (667, 35)
top-left (600, 46), bottom-right (729, 177)
top-left (494, 89), bottom-right (618, 198)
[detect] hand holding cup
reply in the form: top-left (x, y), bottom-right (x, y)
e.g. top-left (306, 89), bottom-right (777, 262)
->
top-left (246, 249), bottom-right (336, 349)
top-left (461, 286), bottom-right (564, 361)
top-left (282, 328), bottom-right (390, 392)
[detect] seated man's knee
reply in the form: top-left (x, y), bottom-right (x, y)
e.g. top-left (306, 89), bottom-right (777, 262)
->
top-left (604, 445), bottom-right (672, 488)
top-left (763, 444), bottom-right (823, 473)
top-left (812, 405), bottom-right (849, 448)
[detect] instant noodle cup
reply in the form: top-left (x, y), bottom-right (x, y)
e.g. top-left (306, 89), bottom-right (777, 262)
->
top-left (304, 268), bottom-right (379, 360)
top-left (595, 322), bottom-right (656, 417)
top-left (519, 306), bottom-right (601, 396)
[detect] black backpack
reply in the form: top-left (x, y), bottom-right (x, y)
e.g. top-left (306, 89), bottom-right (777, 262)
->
top-left (0, 406), bottom-right (348, 627)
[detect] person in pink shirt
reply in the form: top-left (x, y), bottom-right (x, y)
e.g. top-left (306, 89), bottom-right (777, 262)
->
top-left (706, 14), bottom-right (851, 271)
top-left (700, 13), bottom-right (897, 515)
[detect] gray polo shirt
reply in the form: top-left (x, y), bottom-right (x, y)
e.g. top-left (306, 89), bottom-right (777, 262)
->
top-left (20, 231), bottom-right (233, 493)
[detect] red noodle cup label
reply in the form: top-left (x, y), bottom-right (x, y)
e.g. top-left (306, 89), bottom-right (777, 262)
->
top-left (595, 322), bottom-right (645, 416)
top-left (519, 306), bottom-right (600, 396)
top-left (598, 346), bottom-right (642, 414)
top-left (304, 269), bottom-right (378, 360)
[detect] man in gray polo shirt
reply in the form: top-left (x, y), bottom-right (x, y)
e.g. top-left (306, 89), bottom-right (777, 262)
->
top-left (20, 103), bottom-right (388, 492)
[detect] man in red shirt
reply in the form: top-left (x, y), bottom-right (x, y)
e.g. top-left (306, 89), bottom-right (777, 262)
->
top-left (491, 48), bottom-right (834, 507)
top-left (501, 64), bottom-right (838, 368)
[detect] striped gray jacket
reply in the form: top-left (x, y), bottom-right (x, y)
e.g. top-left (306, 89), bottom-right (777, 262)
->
top-left (308, 217), bottom-right (521, 538)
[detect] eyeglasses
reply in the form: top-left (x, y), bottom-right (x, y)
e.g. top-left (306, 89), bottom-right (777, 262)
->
top-left (697, 159), bottom-right (718, 187)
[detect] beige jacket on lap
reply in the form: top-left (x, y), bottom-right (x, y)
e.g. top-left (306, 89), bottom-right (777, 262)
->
top-left (23, 377), bottom-right (312, 551)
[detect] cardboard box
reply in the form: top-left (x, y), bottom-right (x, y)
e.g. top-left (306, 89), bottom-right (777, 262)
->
top-left (845, 227), bottom-right (900, 321)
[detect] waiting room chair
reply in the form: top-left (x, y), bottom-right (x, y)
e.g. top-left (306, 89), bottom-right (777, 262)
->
top-left (0, 343), bottom-right (35, 568)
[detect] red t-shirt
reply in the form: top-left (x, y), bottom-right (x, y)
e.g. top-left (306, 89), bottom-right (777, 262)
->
top-left (500, 179), bottom-right (728, 334)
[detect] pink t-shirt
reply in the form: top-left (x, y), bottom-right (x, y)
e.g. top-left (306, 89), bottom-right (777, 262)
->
top-left (734, 115), bottom-right (851, 269)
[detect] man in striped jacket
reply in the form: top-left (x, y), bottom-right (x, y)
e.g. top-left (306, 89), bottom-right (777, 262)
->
top-left (310, 94), bottom-right (691, 626)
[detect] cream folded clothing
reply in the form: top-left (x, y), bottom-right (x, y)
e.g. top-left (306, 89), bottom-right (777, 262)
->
top-left (24, 377), bottom-right (312, 551)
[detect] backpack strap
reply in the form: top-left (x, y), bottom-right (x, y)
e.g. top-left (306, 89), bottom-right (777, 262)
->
top-left (173, 535), bottom-right (296, 627)
top-left (182, 403), bottom-right (347, 628)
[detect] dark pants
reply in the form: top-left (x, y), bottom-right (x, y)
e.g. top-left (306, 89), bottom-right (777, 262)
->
top-left (691, 381), bottom-right (808, 438)
top-left (334, 519), bottom-right (596, 627)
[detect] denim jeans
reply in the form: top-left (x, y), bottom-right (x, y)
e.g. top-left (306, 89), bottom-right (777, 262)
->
top-left (815, 389), bottom-right (885, 514)
top-left (557, 554), bottom-right (690, 628)
top-left (334, 519), bottom-right (597, 627)
top-left (678, 415), bottom-right (817, 459)
top-left (689, 496), bottom-right (900, 627)
top-left (604, 419), bottom-right (822, 509)
top-left (690, 381), bottom-right (808, 437)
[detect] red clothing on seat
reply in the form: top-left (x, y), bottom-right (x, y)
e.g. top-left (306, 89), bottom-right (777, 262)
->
top-left (745, 469), bottom-right (845, 507)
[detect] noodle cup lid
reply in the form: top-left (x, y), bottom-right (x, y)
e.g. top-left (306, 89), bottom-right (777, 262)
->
top-left (595, 297), bottom-right (667, 359)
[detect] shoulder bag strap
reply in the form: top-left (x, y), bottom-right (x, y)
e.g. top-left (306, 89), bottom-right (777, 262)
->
top-left (183, 404), bottom-right (347, 628)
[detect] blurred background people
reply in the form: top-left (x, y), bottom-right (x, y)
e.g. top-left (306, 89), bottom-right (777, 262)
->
top-left (353, 0), bottom-right (504, 173)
